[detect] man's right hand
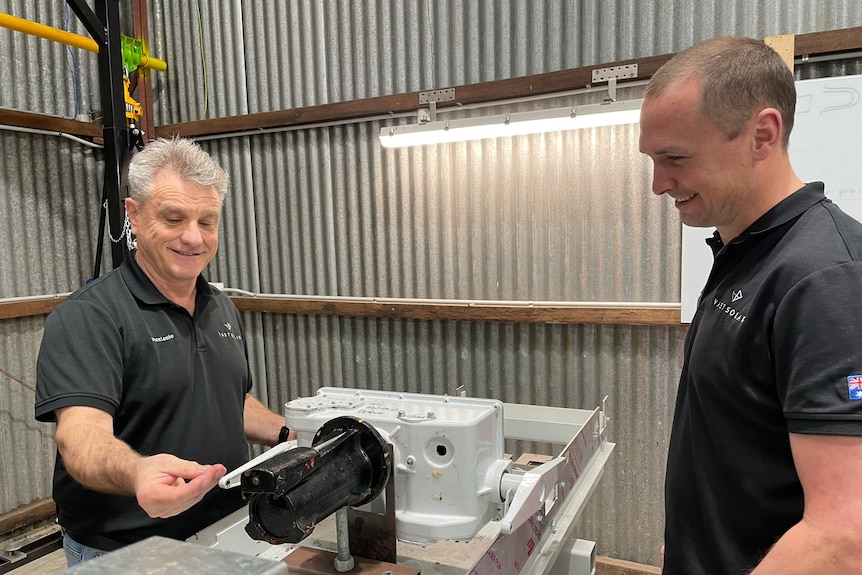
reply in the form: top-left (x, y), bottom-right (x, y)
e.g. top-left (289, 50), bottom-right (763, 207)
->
top-left (133, 454), bottom-right (226, 518)
top-left (55, 406), bottom-right (225, 519)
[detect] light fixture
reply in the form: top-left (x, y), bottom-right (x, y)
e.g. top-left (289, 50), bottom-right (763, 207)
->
top-left (378, 99), bottom-right (643, 148)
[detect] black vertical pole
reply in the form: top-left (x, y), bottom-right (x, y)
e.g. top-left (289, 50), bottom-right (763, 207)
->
top-left (67, 0), bottom-right (130, 270)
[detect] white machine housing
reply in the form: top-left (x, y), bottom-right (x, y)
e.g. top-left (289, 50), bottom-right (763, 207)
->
top-left (285, 387), bottom-right (512, 544)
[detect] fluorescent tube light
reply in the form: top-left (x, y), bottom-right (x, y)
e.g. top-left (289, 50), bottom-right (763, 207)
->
top-left (379, 99), bottom-right (643, 148)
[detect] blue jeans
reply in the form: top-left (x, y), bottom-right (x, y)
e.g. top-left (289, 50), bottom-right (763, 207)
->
top-left (63, 532), bottom-right (108, 566)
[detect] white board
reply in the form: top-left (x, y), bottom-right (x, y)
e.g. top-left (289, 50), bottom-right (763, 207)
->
top-left (680, 73), bottom-right (862, 322)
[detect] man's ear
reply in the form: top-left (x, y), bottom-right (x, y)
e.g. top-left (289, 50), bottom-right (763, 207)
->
top-left (751, 108), bottom-right (783, 161)
top-left (125, 197), bottom-right (139, 235)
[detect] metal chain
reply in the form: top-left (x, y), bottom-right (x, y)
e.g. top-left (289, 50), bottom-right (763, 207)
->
top-left (102, 199), bottom-right (136, 250)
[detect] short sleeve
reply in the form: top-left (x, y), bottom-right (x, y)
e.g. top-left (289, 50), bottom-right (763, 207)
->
top-left (35, 298), bottom-right (125, 422)
top-left (774, 261), bottom-right (862, 434)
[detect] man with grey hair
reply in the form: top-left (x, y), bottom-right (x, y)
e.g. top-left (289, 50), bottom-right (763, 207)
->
top-left (35, 138), bottom-right (290, 566)
top-left (641, 36), bottom-right (862, 574)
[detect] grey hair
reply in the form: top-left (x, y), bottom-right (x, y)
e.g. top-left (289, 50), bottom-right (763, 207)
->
top-left (127, 137), bottom-right (229, 203)
top-left (644, 37), bottom-right (796, 149)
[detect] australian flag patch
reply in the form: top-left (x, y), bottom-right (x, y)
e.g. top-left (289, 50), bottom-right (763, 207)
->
top-left (848, 375), bottom-right (862, 400)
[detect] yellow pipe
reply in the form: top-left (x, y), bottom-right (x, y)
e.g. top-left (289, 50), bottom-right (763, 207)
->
top-left (0, 11), bottom-right (167, 72)
top-left (139, 52), bottom-right (167, 73)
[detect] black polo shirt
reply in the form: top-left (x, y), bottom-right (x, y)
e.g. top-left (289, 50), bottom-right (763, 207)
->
top-left (35, 254), bottom-right (251, 545)
top-left (664, 182), bottom-right (862, 575)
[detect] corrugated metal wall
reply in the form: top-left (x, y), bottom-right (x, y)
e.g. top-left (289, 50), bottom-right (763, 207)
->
top-left (2, 0), bottom-right (862, 567)
top-left (0, 130), bottom-right (104, 520)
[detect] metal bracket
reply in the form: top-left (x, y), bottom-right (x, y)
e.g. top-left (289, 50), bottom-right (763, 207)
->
top-left (499, 457), bottom-right (565, 534)
top-left (591, 64), bottom-right (638, 84)
top-left (416, 108), bottom-right (433, 124)
top-left (417, 89), bottom-right (456, 122)
top-left (600, 394), bottom-right (610, 438)
top-left (591, 64), bottom-right (638, 103)
top-left (419, 88), bottom-right (455, 104)
top-left (218, 440), bottom-right (296, 489)
top-left (347, 444), bottom-right (397, 563)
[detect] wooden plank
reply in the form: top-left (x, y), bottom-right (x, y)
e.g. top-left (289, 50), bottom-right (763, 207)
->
top-left (0, 294), bottom-right (679, 325)
top-left (156, 92), bottom-right (418, 138)
top-left (0, 298), bottom-right (64, 320)
top-left (0, 108), bottom-right (101, 139)
top-left (229, 297), bottom-right (681, 326)
top-left (155, 53), bottom-right (673, 139)
top-left (794, 26), bottom-right (862, 56)
top-left (765, 34), bottom-right (796, 71)
top-left (597, 555), bottom-right (662, 575)
top-left (0, 499), bottom-right (56, 537)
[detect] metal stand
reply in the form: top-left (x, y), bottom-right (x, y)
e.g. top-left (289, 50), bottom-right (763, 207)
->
top-left (347, 444), bottom-right (397, 564)
top-left (287, 471), bottom-right (414, 575)
top-left (66, 0), bottom-right (131, 271)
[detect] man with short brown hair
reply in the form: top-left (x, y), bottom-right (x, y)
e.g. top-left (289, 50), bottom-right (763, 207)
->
top-left (641, 37), bottom-right (862, 574)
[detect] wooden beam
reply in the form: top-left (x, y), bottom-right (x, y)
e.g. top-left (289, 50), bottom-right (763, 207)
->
top-left (0, 297), bottom-right (64, 319)
top-left (229, 297), bottom-right (681, 326)
top-left (0, 294), bottom-right (680, 325)
top-left (794, 26), bottom-right (862, 57)
top-left (155, 54), bottom-right (672, 139)
top-left (764, 34), bottom-right (796, 70)
top-left (0, 499), bottom-right (56, 537)
top-left (154, 26), bottom-right (862, 140)
top-left (0, 108), bottom-right (101, 139)
top-left (597, 555), bottom-right (661, 575)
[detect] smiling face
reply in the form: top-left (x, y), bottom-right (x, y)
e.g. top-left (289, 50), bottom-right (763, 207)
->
top-left (639, 78), bottom-right (759, 242)
top-left (126, 168), bottom-right (222, 297)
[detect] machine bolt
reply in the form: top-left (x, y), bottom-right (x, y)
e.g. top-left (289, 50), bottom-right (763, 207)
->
top-left (334, 507), bottom-right (354, 572)
top-left (406, 456), bottom-right (415, 466)
top-left (333, 555), bottom-right (354, 572)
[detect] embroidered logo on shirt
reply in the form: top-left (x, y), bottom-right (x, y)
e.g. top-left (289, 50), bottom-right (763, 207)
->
top-left (712, 297), bottom-right (746, 324)
top-left (731, 289), bottom-right (743, 302)
top-left (847, 375), bottom-right (862, 400)
top-left (218, 322), bottom-right (242, 341)
top-left (151, 333), bottom-right (175, 343)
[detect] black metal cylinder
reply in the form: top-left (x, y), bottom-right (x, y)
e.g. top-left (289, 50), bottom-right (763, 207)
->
top-left (244, 417), bottom-right (390, 545)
